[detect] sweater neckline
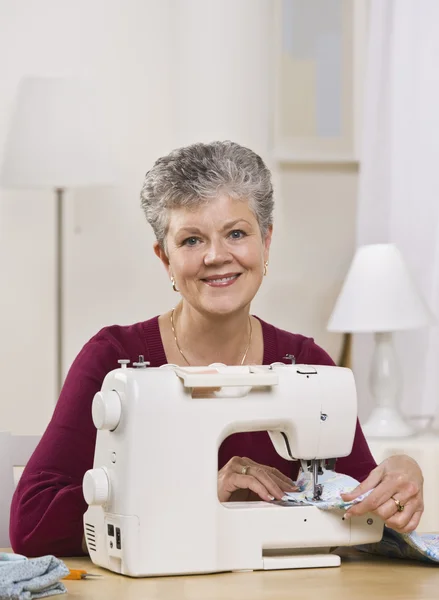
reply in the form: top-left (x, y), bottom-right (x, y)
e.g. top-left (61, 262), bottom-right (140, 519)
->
top-left (142, 314), bottom-right (279, 366)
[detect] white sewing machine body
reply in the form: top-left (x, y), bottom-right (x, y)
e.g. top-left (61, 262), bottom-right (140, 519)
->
top-left (83, 362), bottom-right (383, 576)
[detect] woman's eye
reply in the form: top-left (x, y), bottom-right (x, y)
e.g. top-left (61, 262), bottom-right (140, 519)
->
top-left (229, 229), bottom-right (246, 240)
top-left (183, 236), bottom-right (199, 246)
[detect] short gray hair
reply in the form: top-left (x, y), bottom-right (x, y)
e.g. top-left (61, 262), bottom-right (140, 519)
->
top-left (140, 141), bottom-right (274, 250)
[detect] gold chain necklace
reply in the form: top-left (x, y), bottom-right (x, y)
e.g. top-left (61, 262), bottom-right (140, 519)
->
top-left (170, 307), bottom-right (252, 366)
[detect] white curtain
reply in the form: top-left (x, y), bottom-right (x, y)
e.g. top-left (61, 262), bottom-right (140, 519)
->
top-left (354, 0), bottom-right (439, 425)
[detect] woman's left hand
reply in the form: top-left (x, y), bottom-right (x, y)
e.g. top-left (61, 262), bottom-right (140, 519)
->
top-left (340, 454), bottom-right (424, 533)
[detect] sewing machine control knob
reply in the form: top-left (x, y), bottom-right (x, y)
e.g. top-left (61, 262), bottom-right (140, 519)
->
top-left (83, 468), bottom-right (109, 506)
top-left (92, 390), bottom-right (122, 431)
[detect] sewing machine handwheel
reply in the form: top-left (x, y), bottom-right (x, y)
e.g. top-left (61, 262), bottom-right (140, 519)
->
top-left (83, 468), bottom-right (110, 506)
top-left (92, 390), bottom-right (122, 431)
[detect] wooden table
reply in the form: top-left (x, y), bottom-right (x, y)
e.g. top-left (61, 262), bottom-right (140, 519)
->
top-left (58, 548), bottom-right (439, 600)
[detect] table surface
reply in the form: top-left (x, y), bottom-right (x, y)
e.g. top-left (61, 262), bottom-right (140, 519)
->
top-left (43, 549), bottom-right (439, 600)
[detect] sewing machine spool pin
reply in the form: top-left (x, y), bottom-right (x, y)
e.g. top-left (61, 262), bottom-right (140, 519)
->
top-left (282, 354), bottom-right (296, 364)
top-left (133, 355), bottom-right (150, 368)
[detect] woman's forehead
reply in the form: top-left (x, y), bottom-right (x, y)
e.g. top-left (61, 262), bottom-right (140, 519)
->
top-left (168, 196), bottom-right (257, 232)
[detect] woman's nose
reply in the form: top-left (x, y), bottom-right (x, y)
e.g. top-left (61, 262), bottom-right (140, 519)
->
top-left (203, 239), bottom-right (232, 265)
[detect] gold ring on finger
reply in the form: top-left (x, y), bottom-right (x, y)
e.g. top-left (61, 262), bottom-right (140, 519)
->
top-left (241, 465), bottom-right (249, 476)
top-left (391, 496), bottom-right (404, 512)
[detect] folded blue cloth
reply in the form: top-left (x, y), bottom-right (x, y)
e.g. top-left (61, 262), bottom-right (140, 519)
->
top-left (283, 470), bottom-right (439, 564)
top-left (0, 553), bottom-right (69, 599)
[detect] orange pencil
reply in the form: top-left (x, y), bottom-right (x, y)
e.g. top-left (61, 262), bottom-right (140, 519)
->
top-left (63, 569), bottom-right (101, 580)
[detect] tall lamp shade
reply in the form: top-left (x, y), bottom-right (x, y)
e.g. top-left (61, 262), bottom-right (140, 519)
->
top-left (0, 77), bottom-right (115, 395)
top-left (328, 244), bottom-right (433, 437)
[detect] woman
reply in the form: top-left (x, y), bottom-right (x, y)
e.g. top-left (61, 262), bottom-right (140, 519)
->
top-left (10, 141), bottom-right (424, 557)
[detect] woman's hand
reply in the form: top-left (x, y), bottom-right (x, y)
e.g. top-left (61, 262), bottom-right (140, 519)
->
top-left (341, 454), bottom-right (424, 533)
top-left (218, 456), bottom-right (298, 502)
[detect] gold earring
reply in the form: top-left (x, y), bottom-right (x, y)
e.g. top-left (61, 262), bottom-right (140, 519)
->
top-left (170, 276), bottom-right (180, 292)
top-left (263, 261), bottom-right (269, 277)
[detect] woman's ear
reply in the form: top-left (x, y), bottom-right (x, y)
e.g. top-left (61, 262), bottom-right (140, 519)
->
top-left (153, 242), bottom-right (170, 273)
top-left (263, 225), bottom-right (273, 262)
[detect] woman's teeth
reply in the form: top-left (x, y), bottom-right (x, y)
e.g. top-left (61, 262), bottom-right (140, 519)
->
top-left (210, 275), bottom-right (237, 283)
top-left (203, 274), bottom-right (240, 285)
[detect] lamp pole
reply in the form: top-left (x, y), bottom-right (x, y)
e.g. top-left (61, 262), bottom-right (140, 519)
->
top-left (55, 187), bottom-right (64, 395)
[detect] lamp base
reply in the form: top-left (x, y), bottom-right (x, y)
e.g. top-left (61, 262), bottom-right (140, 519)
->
top-left (362, 407), bottom-right (415, 438)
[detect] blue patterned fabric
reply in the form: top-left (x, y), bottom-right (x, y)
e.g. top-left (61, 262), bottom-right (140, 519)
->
top-left (283, 469), bottom-right (373, 509)
top-left (356, 528), bottom-right (439, 563)
top-left (0, 553), bottom-right (69, 599)
top-left (283, 470), bottom-right (439, 564)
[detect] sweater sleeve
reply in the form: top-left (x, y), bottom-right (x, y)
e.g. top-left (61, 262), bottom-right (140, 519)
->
top-left (9, 332), bottom-right (123, 557)
top-left (300, 338), bottom-right (376, 483)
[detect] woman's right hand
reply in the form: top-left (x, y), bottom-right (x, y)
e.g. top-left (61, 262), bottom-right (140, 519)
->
top-left (218, 456), bottom-right (298, 502)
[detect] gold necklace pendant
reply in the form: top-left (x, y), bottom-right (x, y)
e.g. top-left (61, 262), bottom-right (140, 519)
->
top-left (170, 308), bottom-right (252, 366)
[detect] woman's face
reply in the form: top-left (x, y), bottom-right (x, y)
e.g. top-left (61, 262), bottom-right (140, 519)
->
top-left (155, 195), bottom-right (272, 317)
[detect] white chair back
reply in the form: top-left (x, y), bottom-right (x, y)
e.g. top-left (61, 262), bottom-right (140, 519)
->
top-left (0, 432), bottom-right (41, 547)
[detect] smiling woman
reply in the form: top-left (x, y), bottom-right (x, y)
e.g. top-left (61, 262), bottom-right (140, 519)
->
top-left (140, 142), bottom-right (275, 367)
top-left (9, 141), bottom-right (424, 558)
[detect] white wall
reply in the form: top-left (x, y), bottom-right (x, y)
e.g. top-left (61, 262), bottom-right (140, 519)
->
top-left (0, 0), bottom-right (175, 434)
top-left (254, 164), bottom-right (357, 360)
top-left (0, 0), bottom-right (355, 434)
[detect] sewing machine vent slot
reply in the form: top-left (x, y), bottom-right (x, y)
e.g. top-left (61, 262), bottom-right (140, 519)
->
top-left (85, 523), bottom-right (97, 552)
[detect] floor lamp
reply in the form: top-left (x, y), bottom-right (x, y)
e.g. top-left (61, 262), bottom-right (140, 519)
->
top-left (327, 243), bottom-right (433, 438)
top-left (0, 77), bottom-right (114, 396)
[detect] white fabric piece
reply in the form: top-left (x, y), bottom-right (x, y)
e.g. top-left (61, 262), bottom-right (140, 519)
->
top-left (283, 469), bottom-right (371, 509)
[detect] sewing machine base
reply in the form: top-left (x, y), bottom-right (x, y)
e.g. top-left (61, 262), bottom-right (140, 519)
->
top-left (84, 502), bottom-right (382, 577)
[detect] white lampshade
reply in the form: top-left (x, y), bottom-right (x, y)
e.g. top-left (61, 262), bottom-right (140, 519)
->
top-left (328, 243), bottom-right (433, 333)
top-left (0, 77), bottom-right (115, 189)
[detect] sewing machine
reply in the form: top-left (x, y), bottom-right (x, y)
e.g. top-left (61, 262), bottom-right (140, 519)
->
top-left (83, 359), bottom-right (383, 576)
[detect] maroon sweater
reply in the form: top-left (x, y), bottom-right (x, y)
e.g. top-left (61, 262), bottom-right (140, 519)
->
top-left (10, 316), bottom-right (376, 557)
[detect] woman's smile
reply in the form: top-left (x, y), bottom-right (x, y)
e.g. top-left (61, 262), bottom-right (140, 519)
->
top-left (201, 273), bottom-right (241, 287)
